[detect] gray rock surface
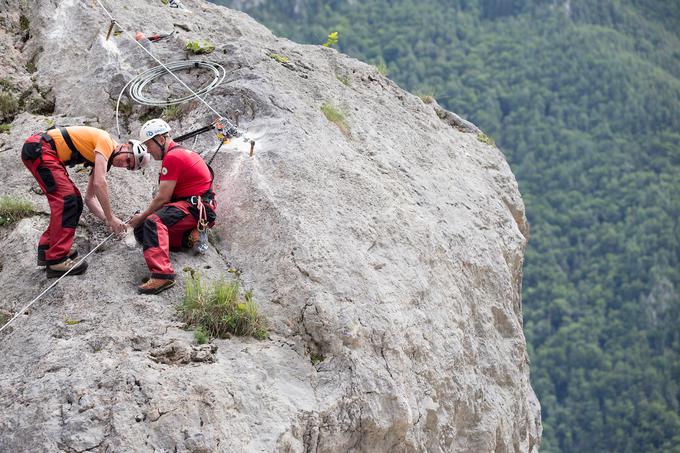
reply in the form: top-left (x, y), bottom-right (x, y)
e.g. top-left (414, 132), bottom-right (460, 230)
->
top-left (0, 0), bottom-right (541, 451)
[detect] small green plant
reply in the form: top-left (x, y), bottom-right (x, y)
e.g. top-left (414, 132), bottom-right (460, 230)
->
top-left (310, 352), bottom-right (325, 366)
top-left (117, 99), bottom-right (134, 119)
top-left (194, 326), bottom-right (209, 344)
top-left (0, 91), bottom-right (18, 120)
top-left (64, 319), bottom-right (82, 325)
top-left (477, 133), bottom-right (496, 146)
top-left (0, 124), bottom-right (10, 134)
top-left (336, 73), bottom-right (351, 86)
top-left (179, 273), bottom-right (268, 340)
top-left (269, 53), bottom-right (289, 63)
top-left (25, 61), bottom-right (36, 73)
top-left (19, 15), bottom-right (29, 32)
top-left (162, 104), bottom-right (182, 121)
top-left (0, 313), bottom-right (7, 327)
top-left (321, 103), bottom-right (350, 137)
top-left (375, 61), bottom-right (388, 76)
top-left (322, 31), bottom-right (339, 48)
top-left (0, 196), bottom-right (35, 227)
top-left (139, 106), bottom-right (164, 123)
top-left (417, 93), bottom-right (435, 104)
top-left (185, 40), bottom-right (215, 54)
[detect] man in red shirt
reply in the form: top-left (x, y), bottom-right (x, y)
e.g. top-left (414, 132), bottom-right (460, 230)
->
top-left (130, 119), bottom-right (217, 295)
top-left (21, 126), bottom-right (150, 277)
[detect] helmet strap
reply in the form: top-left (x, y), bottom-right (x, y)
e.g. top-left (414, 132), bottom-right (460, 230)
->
top-left (107, 150), bottom-right (120, 172)
top-left (153, 136), bottom-right (166, 159)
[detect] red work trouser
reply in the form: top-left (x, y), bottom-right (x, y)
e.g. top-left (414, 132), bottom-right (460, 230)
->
top-left (21, 133), bottom-right (83, 265)
top-left (133, 201), bottom-right (198, 280)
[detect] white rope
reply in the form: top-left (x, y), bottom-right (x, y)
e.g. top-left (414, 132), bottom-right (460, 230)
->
top-left (0, 218), bottom-right (134, 335)
top-left (93, 0), bottom-right (237, 136)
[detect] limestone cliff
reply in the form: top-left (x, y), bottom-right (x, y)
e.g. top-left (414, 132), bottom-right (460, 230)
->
top-left (0, 0), bottom-right (540, 451)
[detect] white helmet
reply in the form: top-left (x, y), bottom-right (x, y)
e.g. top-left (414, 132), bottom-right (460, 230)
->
top-left (139, 118), bottom-right (172, 142)
top-left (129, 140), bottom-right (151, 170)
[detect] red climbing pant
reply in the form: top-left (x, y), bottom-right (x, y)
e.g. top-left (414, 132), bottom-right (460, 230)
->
top-left (21, 133), bottom-right (83, 265)
top-left (134, 201), bottom-right (198, 280)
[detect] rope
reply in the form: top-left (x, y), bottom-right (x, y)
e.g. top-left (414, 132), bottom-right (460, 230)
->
top-left (93, 0), bottom-right (237, 136)
top-left (0, 215), bottom-right (137, 336)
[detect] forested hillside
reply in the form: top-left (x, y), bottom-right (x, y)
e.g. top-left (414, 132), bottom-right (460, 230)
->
top-left (210, 0), bottom-right (680, 451)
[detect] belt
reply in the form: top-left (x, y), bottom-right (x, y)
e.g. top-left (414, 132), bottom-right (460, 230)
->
top-left (174, 193), bottom-right (215, 205)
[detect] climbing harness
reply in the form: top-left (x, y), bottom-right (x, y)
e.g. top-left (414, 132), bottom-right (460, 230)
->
top-left (173, 129), bottom-right (221, 255)
top-left (192, 196), bottom-right (210, 254)
top-left (0, 213), bottom-right (139, 336)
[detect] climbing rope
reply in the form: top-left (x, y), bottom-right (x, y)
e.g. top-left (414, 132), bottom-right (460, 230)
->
top-left (93, 0), bottom-right (240, 138)
top-left (0, 214), bottom-right (137, 336)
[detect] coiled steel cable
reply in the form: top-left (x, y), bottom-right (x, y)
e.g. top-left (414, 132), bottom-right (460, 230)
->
top-left (129, 60), bottom-right (226, 107)
top-left (116, 60), bottom-right (226, 136)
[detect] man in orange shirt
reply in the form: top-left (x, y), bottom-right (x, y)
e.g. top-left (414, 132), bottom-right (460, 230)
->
top-left (21, 126), bottom-right (150, 277)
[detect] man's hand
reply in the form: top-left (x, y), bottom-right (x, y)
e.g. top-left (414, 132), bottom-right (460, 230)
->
top-left (106, 216), bottom-right (126, 234)
top-left (129, 213), bottom-right (145, 229)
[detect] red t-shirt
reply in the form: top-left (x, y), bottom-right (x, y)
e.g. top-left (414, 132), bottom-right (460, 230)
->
top-left (160, 142), bottom-right (212, 198)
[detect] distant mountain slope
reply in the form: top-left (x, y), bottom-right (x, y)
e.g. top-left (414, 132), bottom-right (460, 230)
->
top-left (211, 0), bottom-right (680, 452)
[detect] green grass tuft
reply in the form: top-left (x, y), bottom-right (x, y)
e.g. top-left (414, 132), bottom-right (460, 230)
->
top-left (194, 326), bottom-right (209, 344)
top-left (0, 124), bottom-right (10, 134)
top-left (310, 352), bottom-right (325, 366)
top-left (336, 74), bottom-right (351, 86)
top-left (162, 104), bottom-right (182, 121)
top-left (179, 273), bottom-right (268, 340)
top-left (321, 103), bottom-right (350, 137)
top-left (269, 53), bottom-right (289, 63)
top-left (0, 91), bottom-right (18, 121)
top-left (0, 196), bottom-right (36, 227)
top-left (19, 15), bottom-right (29, 32)
top-left (417, 93), bottom-right (435, 104)
top-left (477, 133), bottom-right (495, 146)
top-left (375, 61), bottom-right (388, 76)
top-left (185, 40), bottom-right (215, 54)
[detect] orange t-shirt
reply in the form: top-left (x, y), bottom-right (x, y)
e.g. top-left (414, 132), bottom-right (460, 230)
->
top-left (46, 126), bottom-right (118, 164)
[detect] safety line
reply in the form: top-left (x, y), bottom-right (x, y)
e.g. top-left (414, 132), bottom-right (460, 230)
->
top-left (0, 215), bottom-right (135, 336)
top-left (93, 0), bottom-right (238, 133)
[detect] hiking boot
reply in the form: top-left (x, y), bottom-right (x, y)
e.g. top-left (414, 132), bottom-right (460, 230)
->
top-left (46, 258), bottom-right (88, 278)
top-left (138, 278), bottom-right (175, 295)
top-left (38, 246), bottom-right (78, 266)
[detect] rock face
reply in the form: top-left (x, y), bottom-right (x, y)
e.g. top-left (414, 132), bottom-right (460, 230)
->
top-left (0, 0), bottom-right (541, 452)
